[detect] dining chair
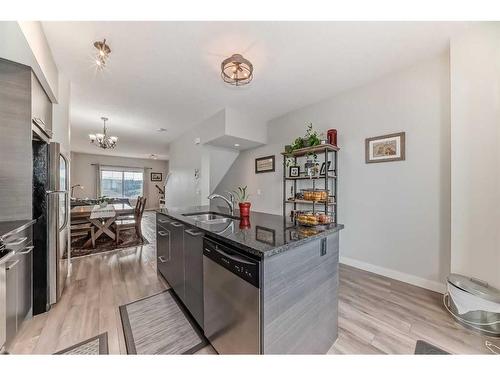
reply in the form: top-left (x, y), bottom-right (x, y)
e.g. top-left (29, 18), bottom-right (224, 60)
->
top-left (71, 222), bottom-right (96, 248)
top-left (116, 196), bottom-right (142, 221)
top-left (113, 196), bottom-right (147, 244)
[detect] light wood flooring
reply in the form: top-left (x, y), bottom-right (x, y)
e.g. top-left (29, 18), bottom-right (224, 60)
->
top-left (7, 211), bottom-right (500, 354)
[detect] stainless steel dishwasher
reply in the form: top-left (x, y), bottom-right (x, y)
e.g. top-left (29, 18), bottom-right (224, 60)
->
top-left (203, 237), bottom-right (261, 354)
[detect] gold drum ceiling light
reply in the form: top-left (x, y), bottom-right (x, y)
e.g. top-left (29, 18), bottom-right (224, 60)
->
top-left (221, 54), bottom-right (253, 86)
top-left (93, 38), bottom-right (111, 70)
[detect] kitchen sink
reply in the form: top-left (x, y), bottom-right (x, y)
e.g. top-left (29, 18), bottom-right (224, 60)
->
top-left (183, 212), bottom-right (238, 225)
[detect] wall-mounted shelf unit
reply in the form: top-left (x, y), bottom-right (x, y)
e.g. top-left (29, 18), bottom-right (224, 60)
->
top-left (282, 144), bottom-right (339, 224)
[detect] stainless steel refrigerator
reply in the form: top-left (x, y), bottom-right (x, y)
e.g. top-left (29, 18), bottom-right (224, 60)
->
top-left (32, 137), bottom-right (69, 314)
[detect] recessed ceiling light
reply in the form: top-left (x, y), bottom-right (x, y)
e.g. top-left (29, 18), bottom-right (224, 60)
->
top-left (234, 143), bottom-right (240, 147)
top-left (157, 128), bottom-right (168, 132)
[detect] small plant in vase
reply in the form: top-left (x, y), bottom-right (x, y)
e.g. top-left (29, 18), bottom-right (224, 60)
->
top-left (233, 185), bottom-right (251, 218)
top-left (97, 196), bottom-right (109, 208)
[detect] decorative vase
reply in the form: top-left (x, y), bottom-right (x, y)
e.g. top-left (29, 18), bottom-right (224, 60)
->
top-left (239, 202), bottom-right (251, 218)
top-left (327, 129), bottom-right (338, 146)
top-left (239, 216), bottom-right (251, 229)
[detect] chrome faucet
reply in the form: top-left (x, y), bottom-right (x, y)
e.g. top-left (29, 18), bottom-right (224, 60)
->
top-left (207, 192), bottom-right (234, 215)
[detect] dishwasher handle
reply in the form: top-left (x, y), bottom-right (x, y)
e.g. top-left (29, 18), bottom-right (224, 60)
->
top-left (207, 246), bottom-right (255, 266)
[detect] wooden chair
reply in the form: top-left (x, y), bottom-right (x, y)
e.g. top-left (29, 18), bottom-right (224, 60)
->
top-left (113, 197), bottom-right (147, 244)
top-left (71, 222), bottom-right (96, 248)
top-left (116, 197), bottom-right (140, 221)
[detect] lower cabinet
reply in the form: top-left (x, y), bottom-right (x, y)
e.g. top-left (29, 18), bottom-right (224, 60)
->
top-left (5, 243), bottom-right (33, 344)
top-left (156, 214), bottom-right (204, 329)
top-left (183, 227), bottom-right (204, 328)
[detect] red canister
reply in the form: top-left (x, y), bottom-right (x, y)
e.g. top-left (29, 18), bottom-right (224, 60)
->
top-left (327, 129), bottom-right (337, 146)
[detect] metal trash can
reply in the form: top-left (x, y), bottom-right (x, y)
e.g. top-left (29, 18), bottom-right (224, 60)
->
top-left (444, 274), bottom-right (500, 337)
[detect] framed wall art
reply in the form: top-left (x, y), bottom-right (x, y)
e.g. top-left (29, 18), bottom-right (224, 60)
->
top-left (150, 172), bottom-right (163, 181)
top-left (365, 132), bottom-right (405, 163)
top-left (255, 155), bottom-right (275, 173)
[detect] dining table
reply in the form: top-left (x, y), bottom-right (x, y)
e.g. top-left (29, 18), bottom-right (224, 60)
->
top-left (70, 203), bottom-right (134, 247)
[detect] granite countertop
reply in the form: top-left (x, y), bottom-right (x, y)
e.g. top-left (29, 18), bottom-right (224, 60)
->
top-left (0, 219), bottom-right (36, 240)
top-left (156, 205), bottom-right (343, 258)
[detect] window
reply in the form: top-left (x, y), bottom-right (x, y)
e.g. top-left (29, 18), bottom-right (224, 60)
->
top-left (100, 169), bottom-right (143, 198)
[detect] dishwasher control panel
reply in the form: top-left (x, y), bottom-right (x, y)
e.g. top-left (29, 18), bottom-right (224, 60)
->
top-left (203, 237), bottom-right (260, 288)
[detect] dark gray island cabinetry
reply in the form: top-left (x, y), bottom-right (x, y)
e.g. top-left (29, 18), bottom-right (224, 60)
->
top-left (156, 205), bottom-right (343, 354)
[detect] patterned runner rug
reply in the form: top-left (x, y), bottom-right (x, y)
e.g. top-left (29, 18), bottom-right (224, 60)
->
top-left (55, 333), bottom-right (109, 355)
top-left (120, 290), bottom-right (208, 354)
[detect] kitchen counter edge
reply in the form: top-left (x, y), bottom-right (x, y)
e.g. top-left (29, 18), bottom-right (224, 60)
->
top-left (155, 210), bottom-right (343, 259)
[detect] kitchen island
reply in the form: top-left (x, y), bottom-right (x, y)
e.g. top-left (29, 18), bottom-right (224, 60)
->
top-left (156, 205), bottom-right (343, 354)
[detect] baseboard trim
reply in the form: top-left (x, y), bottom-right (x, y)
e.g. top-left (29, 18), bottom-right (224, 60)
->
top-left (339, 256), bottom-right (446, 294)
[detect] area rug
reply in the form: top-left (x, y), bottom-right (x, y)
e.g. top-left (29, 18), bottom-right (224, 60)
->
top-left (414, 340), bottom-right (449, 355)
top-left (67, 231), bottom-right (149, 259)
top-left (119, 290), bottom-right (208, 354)
top-left (55, 332), bottom-right (109, 355)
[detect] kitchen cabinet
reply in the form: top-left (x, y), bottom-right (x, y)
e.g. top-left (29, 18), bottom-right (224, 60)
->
top-left (169, 221), bottom-right (185, 302)
top-left (156, 224), bottom-right (171, 281)
top-left (3, 225), bottom-right (33, 345)
top-left (156, 214), bottom-right (204, 328)
top-left (156, 215), bottom-right (184, 300)
top-left (17, 246), bottom-right (33, 321)
top-left (5, 259), bottom-right (18, 343)
top-left (31, 72), bottom-right (52, 134)
top-left (183, 227), bottom-right (204, 328)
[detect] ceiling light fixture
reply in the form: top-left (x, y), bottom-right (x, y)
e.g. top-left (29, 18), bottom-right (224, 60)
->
top-left (150, 154), bottom-right (158, 159)
top-left (157, 128), bottom-right (168, 133)
top-left (234, 143), bottom-right (240, 147)
top-left (89, 117), bottom-right (118, 149)
top-left (93, 38), bottom-right (111, 70)
top-left (221, 54), bottom-right (253, 86)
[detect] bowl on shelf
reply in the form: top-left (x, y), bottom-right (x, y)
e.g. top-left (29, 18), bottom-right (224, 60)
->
top-left (296, 211), bottom-right (333, 227)
top-left (301, 189), bottom-right (328, 202)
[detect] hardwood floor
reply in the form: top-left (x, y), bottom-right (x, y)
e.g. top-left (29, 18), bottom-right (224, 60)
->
top-left (7, 211), bottom-right (500, 354)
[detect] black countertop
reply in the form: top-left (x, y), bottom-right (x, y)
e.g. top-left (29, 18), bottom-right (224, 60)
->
top-left (0, 219), bottom-right (36, 240)
top-left (156, 205), bottom-right (343, 258)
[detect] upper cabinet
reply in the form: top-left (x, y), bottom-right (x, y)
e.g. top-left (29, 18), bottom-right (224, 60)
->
top-left (31, 72), bottom-right (52, 135)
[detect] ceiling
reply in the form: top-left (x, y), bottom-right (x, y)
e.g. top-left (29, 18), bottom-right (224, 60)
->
top-left (42, 21), bottom-right (471, 160)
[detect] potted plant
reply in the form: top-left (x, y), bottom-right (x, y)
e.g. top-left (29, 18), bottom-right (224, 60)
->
top-left (97, 195), bottom-right (109, 208)
top-left (233, 185), bottom-right (251, 218)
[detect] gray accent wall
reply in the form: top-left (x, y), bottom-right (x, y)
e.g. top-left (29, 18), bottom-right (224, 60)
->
top-left (215, 52), bottom-right (451, 292)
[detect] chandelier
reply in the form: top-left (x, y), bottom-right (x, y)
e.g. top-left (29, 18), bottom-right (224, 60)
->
top-left (89, 117), bottom-right (118, 149)
top-left (93, 38), bottom-right (111, 70)
top-left (221, 54), bottom-right (253, 86)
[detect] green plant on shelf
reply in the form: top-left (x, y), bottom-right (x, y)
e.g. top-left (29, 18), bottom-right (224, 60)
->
top-left (283, 122), bottom-right (324, 165)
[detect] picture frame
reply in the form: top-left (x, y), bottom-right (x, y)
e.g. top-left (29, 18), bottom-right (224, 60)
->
top-left (255, 226), bottom-right (276, 246)
top-left (320, 161), bottom-right (332, 175)
top-left (289, 165), bottom-right (300, 177)
top-left (255, 155), bottom-right (275, 173)
top-left (365, 132), bottom-right (405, 163)
top-left (150, 172), bottom-right (163, 182)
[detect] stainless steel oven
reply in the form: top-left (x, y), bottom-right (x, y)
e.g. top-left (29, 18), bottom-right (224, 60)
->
top-left (203, 237), bottom-right (261, 354)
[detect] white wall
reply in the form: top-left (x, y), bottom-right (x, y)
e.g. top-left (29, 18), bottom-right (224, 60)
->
top-left (70, 152), bottom-right (169, 210)
top-left (450, 24), bottom-right (500, 289)
top-left (18, 21), bottom-right (58, 101)
top-left (166, 113), bottom-right (239, 208)
top-left (216, 53), bottom-right (451, 292)
top-left (0, 21), bottom-right (58, 102)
